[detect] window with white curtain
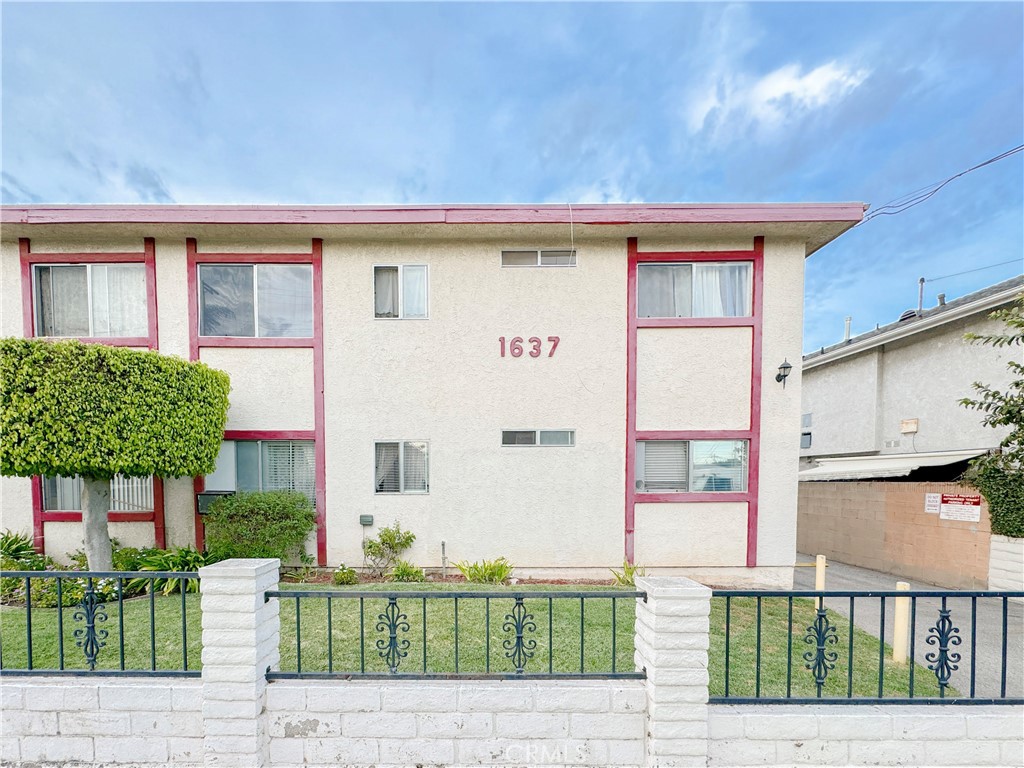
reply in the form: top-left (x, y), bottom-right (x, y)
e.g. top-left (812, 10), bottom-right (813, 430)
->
top-left (34, 264), bottom-right (148, 338)
top-left (501, 430), bottom-right (575, 446)
top-left (374, 441), bottom-right (429, 493)
top-left (41, 475), bottom-right (155, 512)
top-left (198, 264), bottom-right (313, 337)
top-left (636, 440), bottom-right (748, 493)
top-left (374, 265), bottom-right (428, 319)
top-left (637, 262), bottom-right (752, 318)
top-left (203, 440), bottom-right (316, 503)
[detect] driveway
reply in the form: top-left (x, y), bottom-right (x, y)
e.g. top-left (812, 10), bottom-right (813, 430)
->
top-left (794, 555), bottom-right (1023, 699)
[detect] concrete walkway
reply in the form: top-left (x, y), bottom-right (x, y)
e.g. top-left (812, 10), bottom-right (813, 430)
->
top-left (794, 555), bottom-right (1023, 699)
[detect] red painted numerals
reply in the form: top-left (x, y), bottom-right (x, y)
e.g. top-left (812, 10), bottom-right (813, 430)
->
top-left (499, 336), bottom-right (560, 358)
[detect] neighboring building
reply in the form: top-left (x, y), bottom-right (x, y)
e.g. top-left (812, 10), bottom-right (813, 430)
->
top-left (797, 275), bottom-right (1023, 588)
top-left (0, 203), bottom-right (863, 586)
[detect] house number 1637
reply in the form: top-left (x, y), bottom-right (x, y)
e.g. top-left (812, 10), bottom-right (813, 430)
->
top-left (499, 336), bottom-right (560, 358)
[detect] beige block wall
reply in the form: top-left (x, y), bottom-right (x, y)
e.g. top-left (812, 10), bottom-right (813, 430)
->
top-left (797, 481), bottom-right (992, 588)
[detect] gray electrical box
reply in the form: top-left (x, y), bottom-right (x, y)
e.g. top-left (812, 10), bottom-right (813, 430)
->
top-left (359, 514), bottom-right (374, 527)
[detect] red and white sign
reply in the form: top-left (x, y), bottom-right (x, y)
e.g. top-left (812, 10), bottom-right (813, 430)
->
top-left (938, 494), bottom-right (982, 523)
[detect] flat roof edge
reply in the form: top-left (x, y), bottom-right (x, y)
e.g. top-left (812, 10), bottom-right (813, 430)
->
top-left (0, 202), bottom-right (866, 227)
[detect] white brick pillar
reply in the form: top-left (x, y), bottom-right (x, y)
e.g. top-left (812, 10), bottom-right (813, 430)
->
top-left (199, 558), bottom-right (280, 767)
top-left (634, 576), bottom-right (712, 767)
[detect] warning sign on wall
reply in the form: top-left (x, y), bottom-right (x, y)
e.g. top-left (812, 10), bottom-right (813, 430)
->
top-left (938, 494), bottom-right (982, 523)
top-left (924, 493), bottom-right (941, 514)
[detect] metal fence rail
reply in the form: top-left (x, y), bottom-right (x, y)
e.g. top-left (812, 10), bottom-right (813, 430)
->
top-left (265, 589), bottom-right (645, 680)
top-left (0, 570), bottom-right (200, 677)
top-left (710, 589), bottom-right (1024, 705)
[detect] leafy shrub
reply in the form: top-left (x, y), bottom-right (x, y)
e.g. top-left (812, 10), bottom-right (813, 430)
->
top-left (390, 559), bottom-right (424, 582)
top-left (610, 559), bottom-right (647, 587)
top-left (963, 463), bottom-right (1024, 538)
top-left (0, 530), bottom-right (37, 562)
top-left (205, 491), bottom-right (316, 563)
top-left (332, 564), bottom-right (359, 585)
top-left (455, 557), bottom-right (514, 584)
top-left (362, 522), bottom-right (416, 578)
top-left (129, 546), bottom-right (214, 595)
top-left (68, 542), bottom-right (157, 573)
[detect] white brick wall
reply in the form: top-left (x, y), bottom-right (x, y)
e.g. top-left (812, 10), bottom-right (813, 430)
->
top-left (708, 704), bottom-right (1024, 767)
top-left (989, 535), bottom-right (1024, 593)
top-left (0, 678), bottom-right (203, 766)
top-left (264, 679), bottom-right (647, 767)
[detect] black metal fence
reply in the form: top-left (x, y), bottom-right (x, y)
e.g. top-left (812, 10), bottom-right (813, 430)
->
top-left (710, 590), bottom-right (1024, 705)
top-left (265, 589), bottom-right (645, 680)
top-left (0, 570), bottom-right (201, 677)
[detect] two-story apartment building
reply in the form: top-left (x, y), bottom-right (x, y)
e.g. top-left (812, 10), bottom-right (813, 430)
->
top-left (0, 203), bottom-right (863, 586)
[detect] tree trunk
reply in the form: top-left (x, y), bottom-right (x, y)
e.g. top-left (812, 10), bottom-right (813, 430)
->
top-left (81, 476), bottom-right (114, 571)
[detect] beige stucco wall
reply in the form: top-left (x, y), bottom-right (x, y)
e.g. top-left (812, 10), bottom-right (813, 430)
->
top-left (322, 239), bottom-right (627, 569)
top-left (199, 347), bottom-right (315, 432)
top-left (634, 502), bottom-right (747, 566)
top-left (635, 327), bottom-right (752, 431)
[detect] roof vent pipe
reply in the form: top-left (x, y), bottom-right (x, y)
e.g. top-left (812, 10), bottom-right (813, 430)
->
top-left (917, 277), bottom-right (925, 315)
top-left (844, 317), bottom-right (852, 342)
top-left (937, 293), bottom-right (946, 306)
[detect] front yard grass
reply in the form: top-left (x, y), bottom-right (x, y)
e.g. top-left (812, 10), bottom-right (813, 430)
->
top-left (0, 582), bottom-right (955, 697)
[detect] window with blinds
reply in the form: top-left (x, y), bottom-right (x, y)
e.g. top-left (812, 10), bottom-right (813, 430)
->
top-left (203, 440), bottom-right (316, 504)
top-left (636, 440), bottom-right (748, 493)
top-left (41, 475), bottom-right (155, 511)
top-left (375, 441), bottom-right (429, 493)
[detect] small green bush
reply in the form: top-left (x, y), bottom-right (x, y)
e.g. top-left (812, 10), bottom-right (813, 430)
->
top-left (130, 546), bottom-right (215, 594)
top-left (332, 564), bottom-right (359, 585)
top-left (363, 522), bottom-right (416, 577)
top-left (455, 557), bottom-right (514, 584)
top-left (205, 491), bottom-right (316, 563)
top-left (610, 559), bottom-right (647, 587)
top-left (0, 530), bottom-right (37, 562)
top-left (963, 462), bottom-right (1024, 538)
top-left (390, 559), bottom-right (424, 582)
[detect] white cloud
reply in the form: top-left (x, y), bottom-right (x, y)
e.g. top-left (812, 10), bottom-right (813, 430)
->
top-left (685, 59), bottom-right (870, 141)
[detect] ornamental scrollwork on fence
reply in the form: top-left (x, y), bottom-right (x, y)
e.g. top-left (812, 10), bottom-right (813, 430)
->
top-left (375, 597), bottom-right (411, 673)
top-left (925, 605), bottom-right (962, 693)
top-left (72, 579), bottom-right (109, 671)
top-left (802, 605), bottom-right (839, 696)
top-left (502, 597), bottom-right (538, 674)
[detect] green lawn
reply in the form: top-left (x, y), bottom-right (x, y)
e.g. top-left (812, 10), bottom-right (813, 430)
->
top-left (0, 583), bottom-right (956, 697)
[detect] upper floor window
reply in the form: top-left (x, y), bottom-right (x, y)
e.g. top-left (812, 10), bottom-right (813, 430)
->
top-left (374, 265), bottom-right (428, 319)
top-left (34, 263), bottom-right (147, 338)
top-left (501, 430), bottom-right (575, 446)
top-left (42, 475), bottom-right (154, 512)
top-left (636, 439), bottom-right (748, 493)
top-left (375, 441), bottom-right (429, 493)
top-left (637, 262), bottom-right (752, 318)
top-left (501, 249), bottom-right (576, 267)
top-left (204, 440), bottom-right (315, 503)
top-left (199, 264), bottom-right (313, 337)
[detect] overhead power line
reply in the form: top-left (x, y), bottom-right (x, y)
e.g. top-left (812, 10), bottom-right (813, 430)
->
top-left (925, 258), bottom-right (1023, 283)
top-left (859, 145), bottom-right (1023, 225)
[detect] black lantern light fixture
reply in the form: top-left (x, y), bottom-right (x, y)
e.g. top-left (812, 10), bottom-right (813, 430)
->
top-left (776, 359), bottom-right (792, 388)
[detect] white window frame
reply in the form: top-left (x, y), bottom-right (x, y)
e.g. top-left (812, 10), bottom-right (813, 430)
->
top-left (636, 439), bottom-right (748, 493)
top-left (373, 264), bottom-right (429, 320)
top-left (501, 429), bottom-right (576, 446)
top-left (33, 262), bottom-right (148, 338)
top-left (197, 263), bottom-right (314, 338)
top-left (500, 249), bottom-right (577, 268)
top-left (374, 440), bottom-right (430, 494)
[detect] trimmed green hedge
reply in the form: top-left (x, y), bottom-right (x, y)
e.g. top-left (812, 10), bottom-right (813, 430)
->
top-left (964, 461), bottom-right (1024, 539)
top-left (0, 339), bottom-right (230, 479)
top-left (204, 490), bottom-right (316, 562)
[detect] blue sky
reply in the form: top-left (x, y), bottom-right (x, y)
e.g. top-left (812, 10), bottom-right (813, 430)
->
top-left (2, 2), bottom-right (1021, 352)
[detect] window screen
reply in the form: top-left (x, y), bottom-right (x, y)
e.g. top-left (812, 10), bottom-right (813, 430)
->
top-left (375, 442), bottom-right (401, 492)
top-left (403, 442), bottom-right (429, 492)
top-left (539, 430), bottom-right (574, 445)
top-left (262, 441), bottom-right (316, 500)
top-left (637, 441), bottom-right (689, 492)
top-left (257, 265), bottom-right (313, 337)
top-left (502, 431), bottom-right (537, 446)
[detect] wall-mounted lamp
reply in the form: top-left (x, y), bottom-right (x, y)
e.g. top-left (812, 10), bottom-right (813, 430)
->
top-left (775, 359), bottom-right (792, 388)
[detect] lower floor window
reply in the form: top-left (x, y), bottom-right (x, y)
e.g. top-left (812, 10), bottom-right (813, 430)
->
top-left (375, 441), bottom-right (429, 493)
top-left (636, 439), bottom-right (748, 493)
top-left (204, 440), bottom-right (316, 503)
top-left (41, 475), bottom-right (155, 512)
